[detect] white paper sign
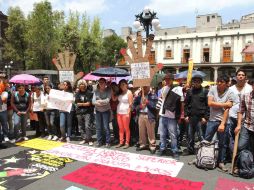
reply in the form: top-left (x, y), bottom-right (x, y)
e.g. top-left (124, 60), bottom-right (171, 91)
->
top-left (130, 62), bottom-right (150, 80)
top-left (47, 89), bottom-right (73, 112)
top-left (59, 71), bottom-right (74, 83)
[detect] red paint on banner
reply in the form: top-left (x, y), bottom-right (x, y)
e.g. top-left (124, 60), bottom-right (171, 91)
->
top-left (215, 177), bottom-right (254, 190)
top-left (63, 163), bottom-right (204, 190)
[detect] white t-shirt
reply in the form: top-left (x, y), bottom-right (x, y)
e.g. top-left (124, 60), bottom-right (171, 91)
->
top-left (159, 86), bottom-right (184, 119)
top-left (32, 92), bottom-right (42, 112)
top-left (0, 91), bottom-right (8, 112)
top-left (229, 83), bottom-right (252, 118)
top-left (117, 90), bottom-right (131, 115)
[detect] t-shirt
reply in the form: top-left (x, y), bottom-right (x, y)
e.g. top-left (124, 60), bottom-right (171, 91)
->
top-left (229, 84), bottom-right (252, 118)
top-left (117, 90), bottom-right (131, 114)
top-left (159, 86), bottom-right (184, 119)
top-left (208, 86), bottom-right (235, 121)
top-left (75, 90), bottom-right (93, 115)
top-left (32, 92), bottom-right (42, 112)
top-left (0, 91), bottom-right (8, 112)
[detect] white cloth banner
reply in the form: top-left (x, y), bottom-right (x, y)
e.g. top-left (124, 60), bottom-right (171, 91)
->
top-left (44, 143), bottom-right (184, 177)
top-left (47, 89), bottom-right (73, 112)
top-left (131, 62), bottom-right (150, 80)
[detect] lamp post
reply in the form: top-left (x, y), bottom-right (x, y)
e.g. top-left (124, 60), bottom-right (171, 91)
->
top-left (4, 61), bottom-right (13, 80)
top-left (133, 6), bottom-right (160, 38)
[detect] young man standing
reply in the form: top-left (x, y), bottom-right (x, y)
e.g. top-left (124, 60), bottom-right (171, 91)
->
top-left (205, 75), bottom-right (235, 171)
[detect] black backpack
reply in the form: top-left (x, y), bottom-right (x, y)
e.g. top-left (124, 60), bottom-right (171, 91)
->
top-left (237, 150), bottom-right (254, 179)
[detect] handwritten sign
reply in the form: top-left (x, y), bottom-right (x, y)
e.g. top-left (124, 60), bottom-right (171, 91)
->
top-left (16, 138), bottom-right (64, 150)
top-left (45, 143), bottom-right (184, 177)
top-left (131, 62), bottom-right (150, 80)
top-left (63, 163), bottom-right (204, 190)
top-left (59, 70), bottom-right (74, 83)
top-left (215, 177), bottom-right (254, 190)
top-left (47, 89), bottom-right (73, 112)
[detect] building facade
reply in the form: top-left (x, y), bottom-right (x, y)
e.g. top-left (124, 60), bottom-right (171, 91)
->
top-left (119, 13), bottom-right (254, 81)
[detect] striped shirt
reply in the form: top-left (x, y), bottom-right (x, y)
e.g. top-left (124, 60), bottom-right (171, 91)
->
top-left (239, 91), bottom-right (254, 132)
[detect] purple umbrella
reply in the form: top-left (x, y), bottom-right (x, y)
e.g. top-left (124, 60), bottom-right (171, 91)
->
top-left (9, 74), bottom-right (41, 84)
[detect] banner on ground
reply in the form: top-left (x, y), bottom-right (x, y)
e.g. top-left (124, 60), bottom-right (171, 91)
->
top-left (63, 163), bottom-right (204, 190)
top-left (215, 177), bottom-right (254, 190)
top-left (0, 149), bottom-right (73, 190)
top-left (45, 143), bottom-right (184, 177)
top-left (47, 89), bottom-right (73, 112)
top-left (16, 138), bottom-right (64, 150)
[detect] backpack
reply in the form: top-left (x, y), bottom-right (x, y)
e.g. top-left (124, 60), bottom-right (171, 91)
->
top-left (237, 150), bottom-right (254, 179)
top-left (14, 91), bottom-right (29, 103)
top-left (195, 140), bottom-right (219, 170)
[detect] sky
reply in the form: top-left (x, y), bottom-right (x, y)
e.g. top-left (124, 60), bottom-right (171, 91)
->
top-left (1, 0), bottom-right (254, 35)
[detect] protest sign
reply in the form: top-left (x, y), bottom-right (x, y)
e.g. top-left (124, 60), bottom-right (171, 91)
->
top-left (59, 70), bottom-right (74, 83)
top-left (47, 89), bottom-right (73, 112)
top-left (131, 62), bottom-right (150, 80)
top-left (63, 163), bottom-right (204, 190)
top-left (45, 143), bottom-right (183, 177)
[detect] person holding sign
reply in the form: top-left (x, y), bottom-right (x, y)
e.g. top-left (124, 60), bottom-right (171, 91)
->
top-left (116, 79), bottom-right (133, 149)
top-left (92, 78), bottom-right (112, 148)
top-left (75, 80), bottom-right (94, 146)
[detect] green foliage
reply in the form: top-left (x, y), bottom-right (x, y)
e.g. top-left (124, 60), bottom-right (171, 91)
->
top-left (101, 35), bottom-right (127, 67)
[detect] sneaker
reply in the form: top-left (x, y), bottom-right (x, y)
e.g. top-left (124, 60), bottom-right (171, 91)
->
top-left (10, 139), bottom-right (16, 143)
top-left (88, 141), bottom-right (94, 146)
top-left (105, 143), bottom-right (111, 148)
top-left (79, 140), bottom-right (86, 145)
top-left (52, 136), bottom-right (58, 141)
top-left (4, 137), bottom-right (10, 142)
top-left (16, 137), bottom-right (24, 142)
top-left (47, 135), bottom-right (52, 140)
top-left (66, 137), bottom-right (70, 143)
top-left (23, 137), bottom-right (29, 141)
top-left (218, 163), bottom-right (228, 172)
top-left (59, 137), bottom-right (66, 142)
top-left (173, 153), bottom-right (180, 160)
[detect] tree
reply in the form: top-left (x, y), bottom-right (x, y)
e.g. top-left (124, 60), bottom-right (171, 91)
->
top-left (101, 34), bottom-right (127, 67)
top-left (3, 7), bottom-right (27, 69)
top-left (25, 1), bottom-right (59, 69)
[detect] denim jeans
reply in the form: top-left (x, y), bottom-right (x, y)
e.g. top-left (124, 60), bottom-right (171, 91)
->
top-left (77, 113), bottom-right (93, 141)
top-left (226, 117), bottom-right (237, 154)
top-left (7, 109), bottom-right (14, 136)
top-left (238, 126), bottom-right (254, 156)
top-left (95, 110), bottom-right (111, 144)
top-left (187, 116), bottom-right (206, 152)
top-left (0, 111), bottom-right (8, 141)
top-left (59, 111), bottom-right (74, 138)
top-left (13, 112), bottom-right (28, 139)
top-left (111, 110), bottom-right (119, 140)
top-left (44, 110), bottom-right (57, 136)
top-left (205, 121), bottom-right (225, 163)
top-left (159, 116), bottom-right (178, 154)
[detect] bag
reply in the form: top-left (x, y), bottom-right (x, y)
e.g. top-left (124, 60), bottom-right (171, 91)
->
top-left (237, 150), bottom-right (254, 179)
top-left (195, 140), bottom-right (219, 170)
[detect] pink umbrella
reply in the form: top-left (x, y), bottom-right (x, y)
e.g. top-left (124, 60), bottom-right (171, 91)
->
top-left (83, 73), bottom-right (132, 83)
top-left (9, 74), bottom-right (41, 84)
top-left (242, 45), bottom-right (254, 54)
top-left (83, 73), bottom-right (109, 81)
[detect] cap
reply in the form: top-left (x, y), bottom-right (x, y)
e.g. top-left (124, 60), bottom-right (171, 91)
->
top-left (164, 73), bottom-right (174, 80)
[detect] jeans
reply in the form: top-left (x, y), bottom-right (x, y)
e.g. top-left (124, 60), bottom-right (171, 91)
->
top-left (226, 117), bottom-right (237, 154)
top-left (13, 112), bottom-right (28, 139)
top-left (111, 110), bottom-right (119, 141)
top-left (187, 116), bottom-right (206, 152)
top-left (0, 111), bottom-right (8, 141)
top-left (159, 116), bottom-right (178, 154)
top-left (7, 109), bottom-right (14, 136)
top-left (95, 110), bottom-right (111, 144)
top-left (238, 126), bottom-right (254, 156)
top-left (205, 121), bottom-right (225, 163)
top-left (59, 111), bottom-right (74, 138)
top-left (77, 113), bottom-right (93, 141)
top-left (44, 110), bottom-right (57, 136)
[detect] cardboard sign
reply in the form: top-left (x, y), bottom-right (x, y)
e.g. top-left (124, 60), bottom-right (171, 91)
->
top-left (63, 164), bottom-right (204, 190)
top-left (45, 143), bottom-right (184, 177)
top-left (59, 70), bottom-right (74, 83)
top-left (131, 62), bottom-right (150, 80)
top-left (47, 89), bottom-right (73, 112)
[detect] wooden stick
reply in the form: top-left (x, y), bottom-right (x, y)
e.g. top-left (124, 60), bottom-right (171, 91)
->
top-left (231, 131), bottom-right (240, 174)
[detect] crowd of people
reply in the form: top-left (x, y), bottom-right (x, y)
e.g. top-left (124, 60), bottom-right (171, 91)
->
top-left (0, 69), bottom-right (254, 174)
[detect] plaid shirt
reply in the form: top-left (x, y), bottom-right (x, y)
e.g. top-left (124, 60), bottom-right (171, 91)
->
top-left (239, 91), bottom-right (254, 132)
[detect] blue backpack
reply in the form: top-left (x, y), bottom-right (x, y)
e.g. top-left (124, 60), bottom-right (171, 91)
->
top-left (237, 150), bottom-right (254, 179)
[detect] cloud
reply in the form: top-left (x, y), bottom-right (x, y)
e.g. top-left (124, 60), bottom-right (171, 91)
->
top-left (146, 0), bottom-right (254, 16)
top-left (3, 0), bottom-right (108, 16)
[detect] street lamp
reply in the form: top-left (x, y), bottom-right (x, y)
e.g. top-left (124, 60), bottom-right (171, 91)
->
top-left (4, 61), bottom-right (13, 80)
top-left (133, 6), bottom-right (160, 38)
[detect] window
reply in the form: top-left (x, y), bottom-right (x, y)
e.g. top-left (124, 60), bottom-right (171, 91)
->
top-left (165, 50), bottom-right (172, 58)
top-left (244, 46), bottom-right (253, 62)
top-left (223, 47), bottom-right (231, 62)
top-left (203, 48), bottom-right (210, 62)
top-left (149, 51), bottom-right (155, 64)
top-left (207, 16), bottom-right (210, 22)
top-left (182, 49), bottom-right (190, 64)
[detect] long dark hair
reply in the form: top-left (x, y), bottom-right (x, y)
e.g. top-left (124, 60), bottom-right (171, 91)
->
top-left (118, 79), bottom-right (128, 94)
top-left (63, 80), bottom-right (73, 93)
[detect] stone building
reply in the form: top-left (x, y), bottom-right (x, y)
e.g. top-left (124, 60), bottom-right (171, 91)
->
top-left (118, 13), bottom-right (254, 81)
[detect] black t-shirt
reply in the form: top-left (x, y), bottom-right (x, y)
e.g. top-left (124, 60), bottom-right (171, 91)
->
top-left (75, 90), bottom-right (93, 115)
